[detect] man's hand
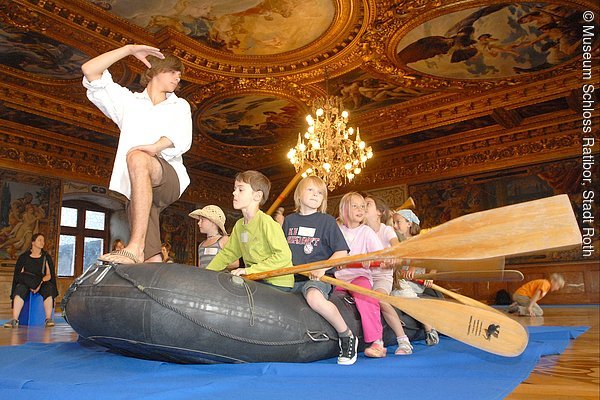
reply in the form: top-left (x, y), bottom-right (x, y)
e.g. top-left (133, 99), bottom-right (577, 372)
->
top-left (129, 45), bottom-right (164, 68)
top-left (128, 144), bottom-right (159, 157)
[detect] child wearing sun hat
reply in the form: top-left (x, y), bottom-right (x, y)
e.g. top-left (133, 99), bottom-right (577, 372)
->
top-left (189, 205), bottom-right (238, 269)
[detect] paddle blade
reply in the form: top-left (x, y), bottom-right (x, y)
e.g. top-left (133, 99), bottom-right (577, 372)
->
top-left (246, 195), bottom-right (579, 281)
top-left (398, 297), bottom-right (528, 357)
top-left (320, 275), bottom-right (528, 357)
top-left (414, 269), bottom-right (524, 282)
top-left (381, 194), bottom-right (581, 261)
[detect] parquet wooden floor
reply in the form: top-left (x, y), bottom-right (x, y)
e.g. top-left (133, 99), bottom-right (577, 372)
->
top-left (1, 307), bottom-right (598, 398)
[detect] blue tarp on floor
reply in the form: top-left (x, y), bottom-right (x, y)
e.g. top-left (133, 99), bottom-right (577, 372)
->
top-left (0, 326), bottom-right (589, 400)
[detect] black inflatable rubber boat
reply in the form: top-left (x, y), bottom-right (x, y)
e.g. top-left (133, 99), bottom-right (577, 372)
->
top-left (62, 263), bottom-right (424, 364)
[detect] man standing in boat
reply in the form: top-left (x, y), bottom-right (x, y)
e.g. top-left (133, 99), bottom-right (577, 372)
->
top-left (82, 44), bottom-right (192, 264)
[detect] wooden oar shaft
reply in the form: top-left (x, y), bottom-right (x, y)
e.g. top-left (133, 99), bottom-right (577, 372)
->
top-left (395, 197), bottom-right (415, 210)
top-left (317, 274), bottom-right (528, 357)
top-left (245, 256), bottom-right (505, 282)
top-left (265, 164), bottom-right (310, 216)
top-left (414, 270), bottom-right (524, 282)
top-left (247, 195), bottom-right (579, 281)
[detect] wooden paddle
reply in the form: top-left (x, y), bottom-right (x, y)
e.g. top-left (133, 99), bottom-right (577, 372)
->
top-left (395, 196), bottom-right (415, 210)
top-left (413, 279), bottom-right (501, 314)
top-left (265, 164), bottom-right (310, 216)
top-left (344, 258), bottom-right (505, 273)
top-left (245, 195), bottom-right (581, 281)
top-left (316, 274), bottom-right (528, 357)
top-left (413, 269), bottom-right (524, 282)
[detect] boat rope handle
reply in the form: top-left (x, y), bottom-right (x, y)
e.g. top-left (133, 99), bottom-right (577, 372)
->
top-left (74, 265), bottom-right (100, 286)
top-left (93, 265), bottom-right (112, 285)
top-left (243, 280), bottom-right (255, 327)
top-left (231, 275), bottom-right (256, 326)
top-left (306, 331), bottom-right (330, 342)
top-left (111, 266), bottom-right (314, 347)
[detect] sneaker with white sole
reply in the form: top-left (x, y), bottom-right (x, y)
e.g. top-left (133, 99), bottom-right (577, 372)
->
top-left (337, 334), bottom-right (358, 365)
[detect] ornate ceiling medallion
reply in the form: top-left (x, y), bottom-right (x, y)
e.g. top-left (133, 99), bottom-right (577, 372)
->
top-left (391, 3), bottom-right (596, 80)
top-left (194, 92), bottom-right (307, 148)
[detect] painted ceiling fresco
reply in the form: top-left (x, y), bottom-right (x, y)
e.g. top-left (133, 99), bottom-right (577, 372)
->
top-left (0, 22), bottom-right (87, 79)
top-left (395, 3), bottom-right (591, 79)
top-left (330, 69), bottom-right (433, 112)
top-left (91, 0), bottom-right (335, 56)
top-left (198, 95), bottom-right (304, 147)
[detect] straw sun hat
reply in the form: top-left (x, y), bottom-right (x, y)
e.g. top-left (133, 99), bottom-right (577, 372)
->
top-left (188, 205), bottom-right (227, 235)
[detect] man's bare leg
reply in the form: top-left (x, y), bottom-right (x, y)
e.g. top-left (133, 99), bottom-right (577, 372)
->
top-left (100, 150), bottom-right (163, 264)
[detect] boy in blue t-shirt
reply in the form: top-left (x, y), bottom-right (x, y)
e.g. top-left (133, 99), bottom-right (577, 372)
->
top-left (282, 176), bottom-right (357, 365)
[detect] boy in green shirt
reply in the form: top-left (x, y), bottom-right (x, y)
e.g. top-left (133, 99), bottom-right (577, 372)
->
top-left (206, 171), bottom-right (294, 290)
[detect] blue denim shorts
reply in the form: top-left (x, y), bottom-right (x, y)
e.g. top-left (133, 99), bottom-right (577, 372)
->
top-left (293, 280), bottom-right (332, 299)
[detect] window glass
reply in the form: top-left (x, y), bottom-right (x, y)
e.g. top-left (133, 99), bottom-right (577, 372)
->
top-left (85, 210), bottom-right (105, 230)
top-left (57, 235), bottom-right (76, 276)
top-left (60, 207), bottom-right (78, 228)
top-left (84, 237), bottom-right (103, 272)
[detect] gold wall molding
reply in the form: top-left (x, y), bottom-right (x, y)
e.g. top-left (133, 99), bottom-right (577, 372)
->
top-left (0, 75), bottom-right (119, 136)
top-left (346, 116), bottom-right (593, 191)
top-left (354, 69), bottom-right (593, 139)
top-left (0, 129), bottom-right (113, 183)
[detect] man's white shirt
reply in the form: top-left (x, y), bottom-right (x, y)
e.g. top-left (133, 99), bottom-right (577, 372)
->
top-left (83, 70), bottom-right (192, 199)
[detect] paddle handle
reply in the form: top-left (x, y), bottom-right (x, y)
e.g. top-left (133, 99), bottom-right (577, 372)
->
top-left (395, 197), bottom-right (415, 210)
top-left (244, 250), bottom-right (389, 281)
top-left (414, 270), bottom-right (524, 282)
top-left (345, 262), bottom-right (382, 268)
top-left (265, 164), bottom-right (310, 216)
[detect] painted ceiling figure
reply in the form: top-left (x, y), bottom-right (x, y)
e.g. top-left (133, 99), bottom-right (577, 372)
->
top-left (397, 4), bottom-right (508, 64)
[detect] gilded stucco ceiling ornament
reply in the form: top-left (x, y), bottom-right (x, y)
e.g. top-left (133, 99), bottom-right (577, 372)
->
top-left (358, 0), bottom-right (456, 89)
top-left (359, 1), bottom-right (488, 89)
top-left (184, 76), bottom-right (319, 108)
top-left (0, 1), bottom-right (47, 32)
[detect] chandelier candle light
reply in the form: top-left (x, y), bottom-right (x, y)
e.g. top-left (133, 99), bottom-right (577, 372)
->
top-left (287, 96), bottom-right (373, 191)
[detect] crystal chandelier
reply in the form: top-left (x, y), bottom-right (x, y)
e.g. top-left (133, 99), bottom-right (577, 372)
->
top-left (287, 96), bottom-right (373, 191)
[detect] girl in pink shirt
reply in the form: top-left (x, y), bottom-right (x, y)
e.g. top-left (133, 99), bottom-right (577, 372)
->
top-left (364, 194), bottom-right (412, 355)
top-left (335, 192), bottom-right (387, 358)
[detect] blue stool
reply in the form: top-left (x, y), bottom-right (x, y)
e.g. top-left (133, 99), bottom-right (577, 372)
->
top-left (18, 293), bottom-right (52, 326)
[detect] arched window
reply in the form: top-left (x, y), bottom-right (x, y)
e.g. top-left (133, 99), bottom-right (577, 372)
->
top-left (57, 201), bottom-right (110, 277)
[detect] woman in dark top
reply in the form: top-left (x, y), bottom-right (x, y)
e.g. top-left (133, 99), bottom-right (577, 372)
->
top-left (4, 233), bottom-right (58, 328)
